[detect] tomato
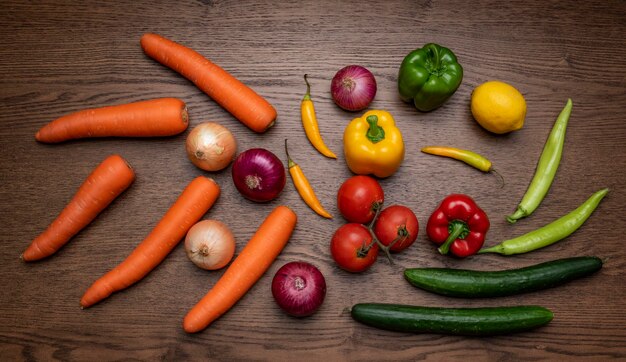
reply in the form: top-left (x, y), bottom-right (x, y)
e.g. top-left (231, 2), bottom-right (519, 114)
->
top-left (373, 205), bottom-right (419, 252)
top-left (330, 223), bottom-right (378, 272)
top-left (337, 175), bottom-right (384, 224)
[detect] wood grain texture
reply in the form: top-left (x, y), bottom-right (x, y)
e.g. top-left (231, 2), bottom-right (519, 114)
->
top-left (1, 0), bottom-right (625, 360)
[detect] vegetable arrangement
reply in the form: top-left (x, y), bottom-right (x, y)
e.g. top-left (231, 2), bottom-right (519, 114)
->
top-left (183, 206), bottom-right (297, 333)
top-left (480, 188), bottom-right (609, 255)
top-left (332, 176), bottom-right (420, 270)
top-left (24, 32), bottom-right (610, 340)
top-left (80, 176), bottom-right (220, 308)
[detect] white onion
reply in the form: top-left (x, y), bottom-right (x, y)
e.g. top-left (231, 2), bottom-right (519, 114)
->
top-left (186, 122), bottom-right (237, 172)
top-left (184, 220), bottom-right (235, 270)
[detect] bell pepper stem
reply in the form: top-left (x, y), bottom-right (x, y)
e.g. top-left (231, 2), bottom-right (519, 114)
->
top-left (366, 115), bottom-right (385, 143)
top-left (438, 221), bottom-right (467, 255)
top-left (426, 43), bottom-right (440, 73)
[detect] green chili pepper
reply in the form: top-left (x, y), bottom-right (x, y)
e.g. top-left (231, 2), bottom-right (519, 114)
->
top-left (480, 188), bottom-right (608, 255)
top-left (506, 99), bottom-right (573, 223)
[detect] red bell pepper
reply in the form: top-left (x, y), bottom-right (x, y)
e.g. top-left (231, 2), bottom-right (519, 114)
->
top-left (426, 194), bottom-right (490, 257)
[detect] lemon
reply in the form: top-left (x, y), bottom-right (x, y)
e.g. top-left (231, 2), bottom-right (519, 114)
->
top-left (471, 81), bottom-right (527, 134)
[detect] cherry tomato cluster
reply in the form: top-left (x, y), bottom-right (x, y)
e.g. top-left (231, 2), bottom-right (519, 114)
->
top-left (330, 175), bottom-right (419, 272)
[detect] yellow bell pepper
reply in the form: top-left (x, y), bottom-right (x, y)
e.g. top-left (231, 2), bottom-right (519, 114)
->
top-left (343, 110), bottom-right (405, 178)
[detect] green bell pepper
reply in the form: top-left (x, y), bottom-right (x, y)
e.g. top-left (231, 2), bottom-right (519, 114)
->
top-left (398, 43), bottom-right (463, 112)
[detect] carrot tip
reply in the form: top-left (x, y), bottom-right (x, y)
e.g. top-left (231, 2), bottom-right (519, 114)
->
top-left (181, 106), bottom-right (189, 124)
top-left (35, 131), bottom-right (41, 141)
top-left (263, 120), bottom-right (276, 132)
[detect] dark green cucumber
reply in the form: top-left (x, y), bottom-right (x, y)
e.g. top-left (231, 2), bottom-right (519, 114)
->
top-left (404, 256), bottom-right (602, 298)
top-left (351, 303), bottom-right (553, 336)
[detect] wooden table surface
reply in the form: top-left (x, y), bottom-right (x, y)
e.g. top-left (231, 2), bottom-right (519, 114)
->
top-left (1, 0), bottom-right (625, 360)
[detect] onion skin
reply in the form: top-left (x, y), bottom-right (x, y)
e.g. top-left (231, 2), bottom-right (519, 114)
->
top-left (184, 220), bottom-right (235, 270)
top-left (232, 148), bottom-right (286, 202)
top-left (331, 65), bottom-right (377, 112)
top-left (186, 122), bottom-right (237, 172)
top-left (271, 261), bottom-right (326, 317)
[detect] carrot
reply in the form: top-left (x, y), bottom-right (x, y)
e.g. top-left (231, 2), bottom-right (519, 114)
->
top-left (21, 154), bottom-right (135, 262)
top-left (183, 205), bottom-right (297, 333)
top-left (35, 98), bottom-right (188, 143)
top-left (140, 33), bottom-right (277, 133)
top-left (80, 176), bottom-right (220, 308)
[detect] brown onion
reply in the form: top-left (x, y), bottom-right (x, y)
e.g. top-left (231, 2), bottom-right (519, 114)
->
top-left (186, 122), bottom-right (237, 171)
top-left (184, 220), bottom-right (235, 270)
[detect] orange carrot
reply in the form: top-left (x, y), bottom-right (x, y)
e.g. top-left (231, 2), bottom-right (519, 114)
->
top-left (80, 176), bottom-right (220, 308)
top-left (183, 205), bottom-right (297, 333)
top-left (140, 33), bottom-right (277, 133)
top-left (22, 154), bottom-right (135, 262)
top-left (36, 98), bottom-right (188, 143)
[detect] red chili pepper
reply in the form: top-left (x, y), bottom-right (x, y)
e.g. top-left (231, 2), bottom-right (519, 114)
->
top-left (426, 194), bottom-right (490, 258)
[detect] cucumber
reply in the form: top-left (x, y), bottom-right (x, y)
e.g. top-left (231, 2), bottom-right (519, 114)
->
top-left (351, 303), bottom-right (553, 336)
top-left (404, 256), bottom-right (602, 298)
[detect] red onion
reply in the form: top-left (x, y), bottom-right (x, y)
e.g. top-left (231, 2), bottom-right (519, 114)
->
top-left (331, 65), bottom-right (377, 111)
top-left (231, 148), bottom-right (286, 202)
top-left (271, 261), bottom-right (326, 317)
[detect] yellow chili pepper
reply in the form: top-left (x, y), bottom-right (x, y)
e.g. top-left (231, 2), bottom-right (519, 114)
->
top-left (421, 146), bottom-right (503, 186)
top-left (301, 74), bottom-right (336, 159)
top-left (343, 110), bottom-right (404, 178)
top-left (285, 139), bottom-right (332, 219)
